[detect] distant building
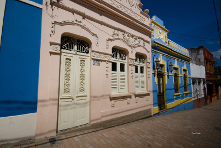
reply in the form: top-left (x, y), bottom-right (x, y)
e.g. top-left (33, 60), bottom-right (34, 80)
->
top-left (186, 46), bottom-right (206, 108)
top-left (151, 16), bottom-right (193, 116)
top-left (202, 46), bottom-right (219, 103)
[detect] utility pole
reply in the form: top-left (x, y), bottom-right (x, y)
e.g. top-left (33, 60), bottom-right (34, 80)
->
top-left (213, 0), bottom-right (221, 47)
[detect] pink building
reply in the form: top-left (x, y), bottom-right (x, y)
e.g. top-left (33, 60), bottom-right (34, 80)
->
top-left (36, 0), bottom-right (153, 139)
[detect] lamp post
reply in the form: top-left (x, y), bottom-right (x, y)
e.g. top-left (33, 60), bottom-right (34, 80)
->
top-left (169, 62), bottom-right (173, 73)
top-left (155, 57), bottom-right (160, 71)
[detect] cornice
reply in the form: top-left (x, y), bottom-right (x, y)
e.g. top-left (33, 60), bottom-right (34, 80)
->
top-left (151, 20), bottom-right (169, 33)
top-left (152, 41), bottom-right (192, 61)
top-left (51, 0), bottom-right (153, 35)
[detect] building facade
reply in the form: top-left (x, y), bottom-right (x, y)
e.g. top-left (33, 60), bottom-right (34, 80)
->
top-left (151, 16), bottom-right (193, 116)
top-left (187, 46), bottom-right (206, 108)
top-left (36, 0), bottom-right (153, 139)
top-left (203, 46), bottom-right (218, 103)
top-left (0, 0), bottom-right (42, 143)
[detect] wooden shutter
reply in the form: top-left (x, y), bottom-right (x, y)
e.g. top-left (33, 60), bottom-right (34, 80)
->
top-left (135, 73), bottom-right (139, 90)
top-left (140, 73), bottom-right (145, 90)
top-left (111, 71), bottom-right (118, 93)
top-left (119, 71), bottom-right (126, 93)
top-left (174, 74), bottom-right (178, 93)
top-left (184, 74), bottom-right (187, 92)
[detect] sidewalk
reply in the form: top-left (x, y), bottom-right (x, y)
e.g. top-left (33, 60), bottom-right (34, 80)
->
top-left (1, 99), bottom-right (221, 148)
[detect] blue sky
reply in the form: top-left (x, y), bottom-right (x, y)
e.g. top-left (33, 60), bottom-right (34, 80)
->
top-left (141, 0), bottom-right (221, 65)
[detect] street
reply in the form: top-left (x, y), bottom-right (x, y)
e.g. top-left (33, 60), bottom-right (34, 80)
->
top-left (1, 99), bottom-right (221, 148)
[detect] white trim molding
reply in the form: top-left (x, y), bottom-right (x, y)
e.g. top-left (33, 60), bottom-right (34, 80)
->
top-left (0, 0), bottom-right (6, 47)
top-left (17, 0), bottom-right (42, 9)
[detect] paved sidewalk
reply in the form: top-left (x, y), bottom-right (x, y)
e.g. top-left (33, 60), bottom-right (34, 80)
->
top-left (1, 99), bottom-right (221, 148)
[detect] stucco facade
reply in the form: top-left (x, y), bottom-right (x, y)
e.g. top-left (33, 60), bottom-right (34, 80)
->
top-left (187, 47), bottom-right (206, 108)
top-left (0, 0), bottom-right (42, 144)
top-left (36, 0), bottom-right (153, 139)
top-left (150, 16), bottom-right (193, 116)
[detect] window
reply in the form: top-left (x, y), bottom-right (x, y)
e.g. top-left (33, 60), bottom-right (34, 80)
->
top-left (174, 68), bottom-right (179, 93)
top-left (135, 54), bottom-right (146, 92)
top-left (183, 69), bottom-right (188, 92)
top-left (111, 48), bottom-right (127, 94)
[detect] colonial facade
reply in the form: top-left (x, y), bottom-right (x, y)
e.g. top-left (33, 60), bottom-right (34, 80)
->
top-left (151, 16), bottom-right (193, 115)
top-left (187, 46), bottom-right (206, 108)
top-left (0, 0), bottom-right (42, 143)
top-left (36, 0), bottom-right (153, 139)
top-left (203, 46), bottom-right (218, 103)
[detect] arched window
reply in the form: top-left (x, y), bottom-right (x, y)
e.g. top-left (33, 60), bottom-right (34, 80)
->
top-left (61, 36), bottom-right (89, 54)
top-left (135, 54), bottom-right (146, 92)
top-left (111, 48), bottom-right (127, 94)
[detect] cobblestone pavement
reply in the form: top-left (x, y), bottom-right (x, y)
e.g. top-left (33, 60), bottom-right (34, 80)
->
top-left (1, 99), bottom-right (221, 148)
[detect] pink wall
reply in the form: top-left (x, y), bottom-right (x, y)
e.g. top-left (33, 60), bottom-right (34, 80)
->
top-left (36, 0), bottom-right (153, 139)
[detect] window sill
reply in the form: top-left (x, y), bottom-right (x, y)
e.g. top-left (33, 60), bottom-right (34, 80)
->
top-left (109, 93), bottom-right (132, 100)
top-left (183, 91), bottom-right (190, 94)
top-left (135, 91), bottom-right (150, 97)
top-left (174, 93), bottom-right (182, 96)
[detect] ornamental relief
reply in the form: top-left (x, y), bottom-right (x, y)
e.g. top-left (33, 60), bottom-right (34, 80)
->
top-left (92, 52), bottom-right (112, 61)
top-left (79, 60), bottom-right (85, 93)
top-left (110, 0), bottom-right (145, 23)
top-left (64, 58), bottom-right (71, 94)
top-left (50, 19), bottom-right (97, 37)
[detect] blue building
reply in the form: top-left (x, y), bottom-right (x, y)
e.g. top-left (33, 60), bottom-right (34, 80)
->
top-left (150, 16), bottom-right (193, 116)
top-left (0, 0), bottom-right (42, 143)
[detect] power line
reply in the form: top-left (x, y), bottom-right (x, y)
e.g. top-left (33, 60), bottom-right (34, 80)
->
top-left (213, 0), bottom-right (221, 47)
top-left (170, 32), bottom-right (219, 40)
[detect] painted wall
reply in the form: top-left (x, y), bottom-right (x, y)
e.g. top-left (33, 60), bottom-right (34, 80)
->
top-left (36, 0), bottom-right (153, 139)
top-left (0, 0), bottom-right (42, 143)
top-left (190, 64), bottom-right (205, 78)
top-left (151, 15), bottom-right (192, 115)
top-left (0, 0), bottom-right (6, 46)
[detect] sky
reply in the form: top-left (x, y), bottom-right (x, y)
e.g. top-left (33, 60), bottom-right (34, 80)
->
top-left (141, 0), bottom-right (221, 65)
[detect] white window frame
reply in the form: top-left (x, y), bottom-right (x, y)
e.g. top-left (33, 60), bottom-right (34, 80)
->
top-left (135, 54), bottom-right (146, 92)
top-left (111, 48), bottom-right (127, 94)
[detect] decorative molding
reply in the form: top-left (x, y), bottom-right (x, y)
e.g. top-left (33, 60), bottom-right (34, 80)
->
top-left (112, 29), bottom-right (119, 37)
top-left (106, 39), bottom-right (109, 49)
top-left (79, 60), bottom-right (85, 93)
top-left (126, 0), bottom-right (137, 7)
top-left (51, 19), bottom-right (97, 37)
top-left (127, 98), bottom-right (130, 104)
top-left (131, 65), bottom-right (133, 79)
top-left (92, 51), bottom-right (112, 61)
top-left (51, 1), bottom-right (153, 35)
top-left (106, 61), bottom-right (109, 78)
top-left (110, 0), bottom-right (145, 23)
top-left (96, 36), bottom-right (99, 46)
top-left (50, 21), bottom-right (55, 36)
top-left (51, 45), bottom-right (60, 51)
top-left (129, 59), bottom-right (135, 65)
top-left (64, 58), bottom-right (71, 94)
top-left (122, 32), bottom-right (141, 53)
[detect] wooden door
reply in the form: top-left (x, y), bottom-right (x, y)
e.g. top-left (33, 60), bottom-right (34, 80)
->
top-left (58, 38), bottom-right (90, 131)
top-left (157, 74), bottom-right (165, 110)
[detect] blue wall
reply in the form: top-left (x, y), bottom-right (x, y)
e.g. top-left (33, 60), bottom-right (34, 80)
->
top-left (0, 0), bottom-right (42, 117)
top-left (152, 50), bottom-right (192, 110)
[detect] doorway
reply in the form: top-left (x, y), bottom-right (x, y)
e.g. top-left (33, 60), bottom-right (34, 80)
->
top-left (58, 36), bottom-right (90, 131)
top-left (157, 73), bottom-right (165, 110)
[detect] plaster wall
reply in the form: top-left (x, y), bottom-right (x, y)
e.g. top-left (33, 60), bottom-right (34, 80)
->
top-left (36, 0), bottom-right (153, 139)
top-left (0, 113), bottom-right (37, 144)
top-left (0, 0), bottom-right (42, 143)
top-left (190, 63), bottom-right (205, 78)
